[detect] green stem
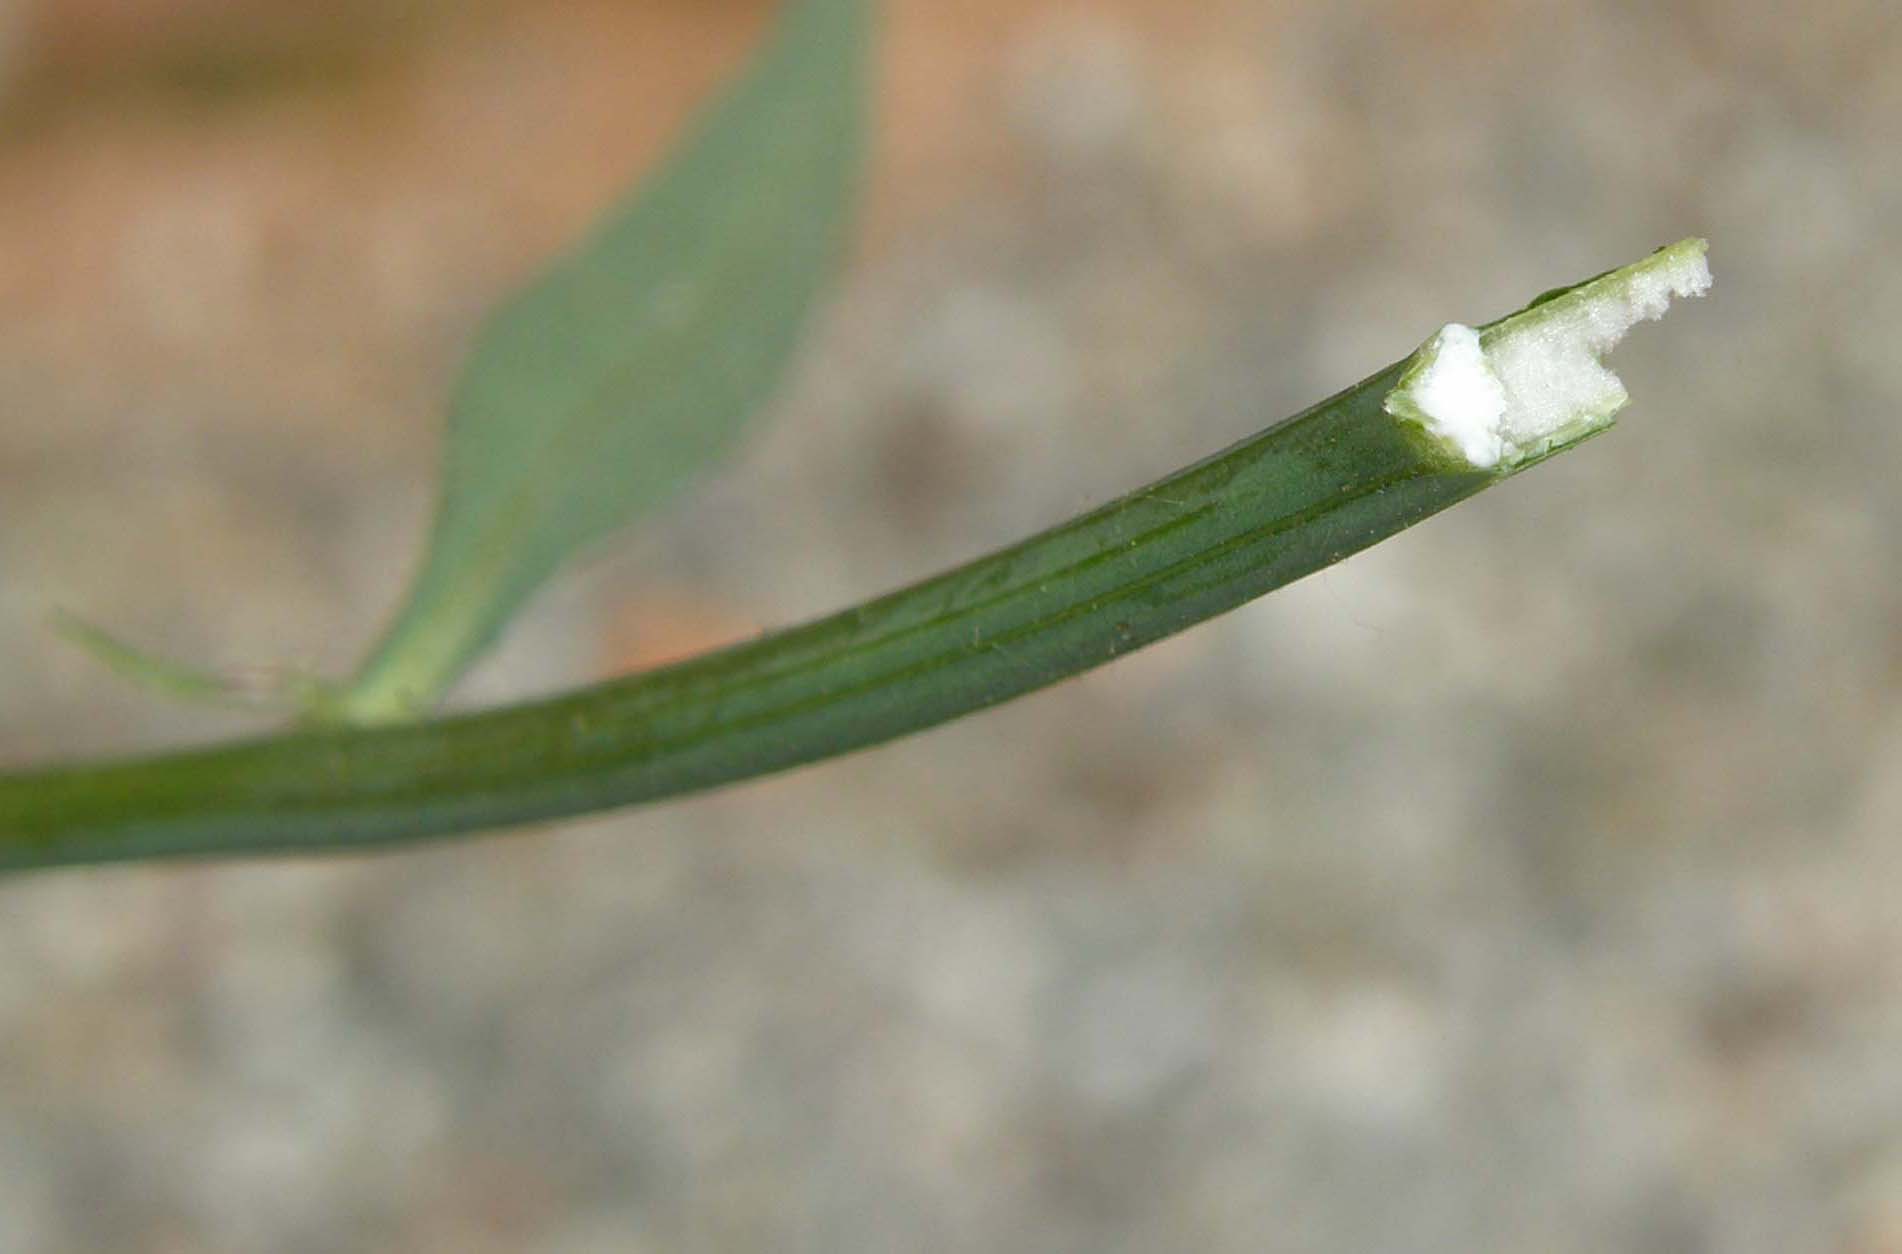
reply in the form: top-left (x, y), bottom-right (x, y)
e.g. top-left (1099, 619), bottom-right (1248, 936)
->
top-left (0, 241), bottom-right (1709, 873)
top-left (0, 353), bottom-right (1510, 872)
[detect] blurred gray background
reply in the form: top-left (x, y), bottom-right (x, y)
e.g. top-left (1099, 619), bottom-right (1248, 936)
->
top-left (0, 0), bottom-right (1898, 1249)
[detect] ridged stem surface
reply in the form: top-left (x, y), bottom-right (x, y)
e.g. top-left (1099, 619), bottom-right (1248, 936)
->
top-left (0, 359), bottom-right (1498, 871)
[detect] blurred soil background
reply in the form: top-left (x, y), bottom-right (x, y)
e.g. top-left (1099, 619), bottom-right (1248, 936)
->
top-left (1, 0), bottom-right (1901, 1249)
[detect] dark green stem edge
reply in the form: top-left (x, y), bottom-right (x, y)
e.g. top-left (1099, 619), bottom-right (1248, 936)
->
top-left (0, 355), bottom-right (1523, 873)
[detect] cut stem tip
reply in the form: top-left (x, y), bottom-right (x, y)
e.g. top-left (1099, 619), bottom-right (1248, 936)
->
top-left (1386, 238), bottom-right (1711, 470)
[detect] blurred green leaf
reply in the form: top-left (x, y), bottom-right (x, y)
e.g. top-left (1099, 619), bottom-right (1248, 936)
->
top-left (337, 0), bottom-right (871, 723)
top-left (52, 610), bottom-right (259, 708)
top-left (50, 610), bottom-right (323, 713)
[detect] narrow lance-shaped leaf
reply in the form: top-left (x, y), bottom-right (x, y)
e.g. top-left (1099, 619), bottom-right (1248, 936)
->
top-left (49, 610), bottom-right (323, 712)
top-left (333, 0), bottom-right (872, 724)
